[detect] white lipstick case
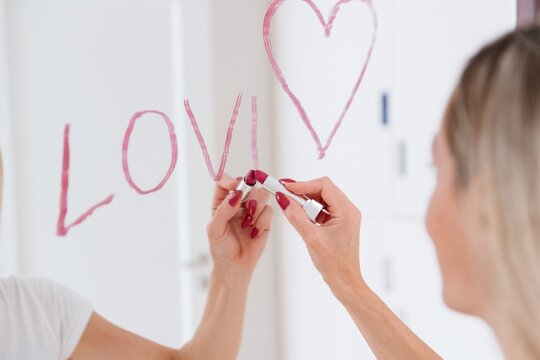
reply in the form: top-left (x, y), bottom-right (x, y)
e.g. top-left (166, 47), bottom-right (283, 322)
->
top-left (232, 172), bottom-right (329, 224)
top-left (235, 177), bottom-right (255, 203)
top-left (259, 176), bottom-right (328, 224)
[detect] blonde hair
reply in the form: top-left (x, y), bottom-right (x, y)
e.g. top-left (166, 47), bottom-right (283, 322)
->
top-left (445, 24), bottom-right (540, 356)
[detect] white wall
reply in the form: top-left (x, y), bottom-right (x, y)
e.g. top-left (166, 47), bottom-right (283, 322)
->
top-left (180, 1), bottom-right (278, 359)
top-left (4, 0), bottom-right (184, 347)
top-left (0, 0), bottom-right (521, 359)
top-left (0, 0), bottom-right (19, 277)
top-left (0, 0), bottom-right (278, 357)
top-left (210, 1), bottom-right (278, 359)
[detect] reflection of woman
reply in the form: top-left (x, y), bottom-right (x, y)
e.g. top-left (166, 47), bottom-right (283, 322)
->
top-left (0, 156), bottom-right (273, 359)
top-left (275, 25), bottom-right (540, 359)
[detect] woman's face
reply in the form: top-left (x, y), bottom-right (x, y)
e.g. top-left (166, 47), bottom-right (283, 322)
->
top-left (425, 125), bottom-right (494, 318)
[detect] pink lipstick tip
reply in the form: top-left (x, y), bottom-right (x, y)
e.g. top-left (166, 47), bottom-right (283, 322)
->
top-left (255, 170), bottom-right (269, 184)
top-left (245, 170), bottom-right (257, 186)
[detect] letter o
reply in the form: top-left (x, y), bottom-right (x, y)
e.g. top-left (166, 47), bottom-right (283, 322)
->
top-left (122, 110), bottom-right (178, 195)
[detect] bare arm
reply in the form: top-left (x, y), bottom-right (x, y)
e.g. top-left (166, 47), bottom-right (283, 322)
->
top-left (72, 268), bottom-right (252, 360)
top-left (278, 177), bottom-right (440, 359)
top-left (184, 267), bottom-right (252, 360)
top-left (333, 275), bottom-right (441, 359)
top-left (72, 174), bottom-right (272, 360)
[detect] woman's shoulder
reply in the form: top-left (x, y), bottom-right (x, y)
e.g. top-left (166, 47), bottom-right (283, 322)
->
top-left (0, 275), bottom-right (91, 316)
top-left (0, 276), bottom-right (66, 299)
top-left (0, 276), bottom-right (93, 359)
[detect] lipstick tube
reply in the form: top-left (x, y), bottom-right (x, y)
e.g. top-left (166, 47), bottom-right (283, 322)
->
top-left (235, 170), bottom-right (257, 203)
top-left (256, 171), bottom-right (328, 224)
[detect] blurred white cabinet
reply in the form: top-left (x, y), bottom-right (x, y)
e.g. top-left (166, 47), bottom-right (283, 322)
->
top-left (274, 0), bottom-right (513, 359)
top-left (272, 0), bottom-right (396, 358)
top-left (392, 0), bottom-right (516, 219)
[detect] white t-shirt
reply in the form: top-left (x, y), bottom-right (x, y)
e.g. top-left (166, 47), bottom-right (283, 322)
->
top-left (0, 277), bottom-right (93, 360)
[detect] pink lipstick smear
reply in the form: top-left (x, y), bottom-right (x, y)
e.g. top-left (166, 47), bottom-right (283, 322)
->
top-left (184, 93), bottom-right (243, 182)
top-left (263, 0), bottom-right (378, 159)
top-left (122, 110), bottom-right (179, 195)
top-left (57, 124), bottom-right (115, 237)
top-left (251, 96), bottom-right (260, 170)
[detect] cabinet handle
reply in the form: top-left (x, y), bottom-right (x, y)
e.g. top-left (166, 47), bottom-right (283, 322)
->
top-left (381, 92), bottom-right (389, 126)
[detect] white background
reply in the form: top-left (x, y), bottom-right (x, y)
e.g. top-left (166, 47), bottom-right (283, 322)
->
top-left (0, 0), bottom-right (515, 359)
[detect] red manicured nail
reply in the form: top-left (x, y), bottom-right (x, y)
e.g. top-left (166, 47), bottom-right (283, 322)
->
top-left (229, 190), bottom-right (242, 207)
top-left (247, 199), bottom-right (257, 216)
top-left (275, 192), bottom-right (290, 210)
top-left (280, 178), bottom-right (296, 183)
top-left (250, 227), bottom-right (260, 239)
top-left (241, 214), bottom-right (253, 229)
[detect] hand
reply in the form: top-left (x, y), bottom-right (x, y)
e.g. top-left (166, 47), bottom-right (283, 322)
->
top-left (207, 174), bottom-right (273, 275)
top-left (276, 177), bottom-right (365, 295)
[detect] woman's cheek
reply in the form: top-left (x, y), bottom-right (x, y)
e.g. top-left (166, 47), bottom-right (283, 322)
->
top-left (426, 186), bottom-right (443, 250)
top-left (426, 183), bottom-right (454, 286)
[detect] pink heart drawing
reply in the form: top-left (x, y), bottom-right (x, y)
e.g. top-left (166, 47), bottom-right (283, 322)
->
top-left (263, 0), bottom-right (378, 159)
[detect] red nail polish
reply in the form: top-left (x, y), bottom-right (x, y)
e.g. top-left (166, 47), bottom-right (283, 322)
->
top-left (247, 199), bottom-right (257, 216)
top-left (241, 214), bottom-right (253, 229)
top-left (229, 190), bottom-right (242, 206)
top-left (280, 178), bottom-right (296, 183)
top-left (276, 192), bottom-right (290, 210)
top-left (250, 227), bottom-right (260, 239)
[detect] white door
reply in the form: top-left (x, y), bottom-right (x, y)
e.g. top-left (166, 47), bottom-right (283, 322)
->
top-left (0, 1), bottom-right (278, 358)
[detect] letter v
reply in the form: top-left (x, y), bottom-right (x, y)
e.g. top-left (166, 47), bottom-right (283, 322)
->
top-left (184, 94), bottom-right (243, 182)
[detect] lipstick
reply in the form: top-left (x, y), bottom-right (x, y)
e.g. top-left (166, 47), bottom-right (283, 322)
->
top-left (255, 170), bottom-right (328, 224)
top-left (235, 169), bottom-right (257, 203)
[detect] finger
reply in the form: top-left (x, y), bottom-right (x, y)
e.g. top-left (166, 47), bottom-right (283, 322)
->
top-left (240, 187), bottom-right (271, 229)
top-left (208, 189), bottom-right (243, 239)
top-left (250, 205), bottom-right (273, 239)
top-left (211, 173), bottom-right (242, 212)
top-left (250, 188), bottom-right (271, 220)
top-left (282, 177), bottom-right (350, 216)
top-left (275, 191), bottom-right (318, 242)
top-left (241, 189), bottom-right (259, 229)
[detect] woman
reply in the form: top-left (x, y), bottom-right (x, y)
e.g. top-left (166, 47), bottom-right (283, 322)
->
top-left (275, 24), bottom-right (540, 358)
top-left (0, 152), bottom-right (273, 360)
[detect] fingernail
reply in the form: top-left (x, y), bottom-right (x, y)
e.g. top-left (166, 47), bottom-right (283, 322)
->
top-left (247, 199), bottom-right (257, 216)
top-left (229, 190), bottom-right (242, 207)
top-left (250, 227), bottom-right (260, 239)
top-left (275, 192), bottom-right (290, 210)
top-left (241, 214), bottom-right (253, 229)
top-left (280, 178), bottom-right (296, 183)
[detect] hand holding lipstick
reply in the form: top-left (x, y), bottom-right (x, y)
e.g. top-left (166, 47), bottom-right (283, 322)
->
top-left (277, 176), bottom-right (366, 297)
top-left (208, 173), bottom-right (273, 275)
top-left (255, 170), bottom-right (329, 223)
